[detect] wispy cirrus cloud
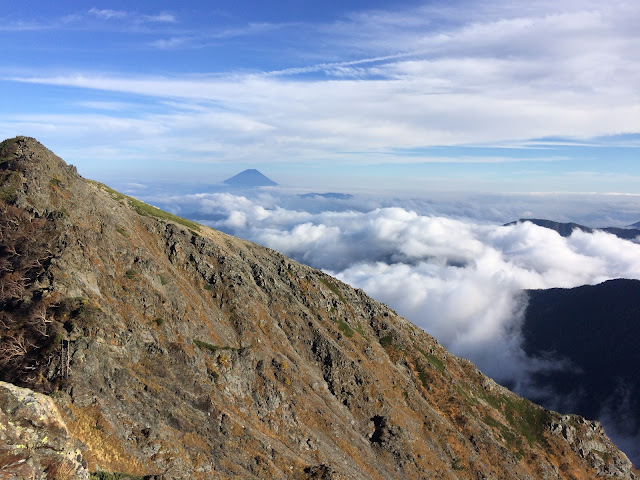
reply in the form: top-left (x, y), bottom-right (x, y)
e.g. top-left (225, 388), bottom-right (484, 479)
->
top-left (88, 8), bottom-right (176, 24)
top-left (0, 7), bottom-right (177, 33)
top-left (147, 21), bottom-right (288, 50)
top-left (147, 37), bottom-right (191, 49)
top-left (143, 12), bottom-right (177, 24)
top-left (6, 65), bottom-right (637, 162)
top-left (88, 8), bottom-right (127, 20)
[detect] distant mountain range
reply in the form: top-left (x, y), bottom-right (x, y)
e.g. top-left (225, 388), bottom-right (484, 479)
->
top-left (298, 192), bottom-right (353, 200)
top-left (223, 169), bottom-right (277, 187)
top-left (523, 279), bottom-right (640, 464)
top-left (506, 218), bottom-right (640, 240)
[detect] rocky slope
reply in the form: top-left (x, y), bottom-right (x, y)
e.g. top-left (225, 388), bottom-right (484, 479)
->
top-left (0, 381), bottom-right (90, 479)
top-left (0, 136), bottom-right (636, 479)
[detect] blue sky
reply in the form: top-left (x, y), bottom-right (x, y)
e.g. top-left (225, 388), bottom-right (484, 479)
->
top-left (1, 0), bottom-right (639, 193)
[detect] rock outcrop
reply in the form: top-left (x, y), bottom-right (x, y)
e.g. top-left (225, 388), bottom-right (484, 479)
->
top-left (0, 381), bottom-right (89, 479)
top-left (0, 136), bottom-right (636, 479)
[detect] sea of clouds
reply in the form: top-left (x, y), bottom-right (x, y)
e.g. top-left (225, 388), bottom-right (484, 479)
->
top-left (143, 187), bottom-right (640, 461)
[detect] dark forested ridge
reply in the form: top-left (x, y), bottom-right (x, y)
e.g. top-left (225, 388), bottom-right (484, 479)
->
top-left (506, 218), bottom-right (640, 240)
top-left (523, 279), bottom-right (640, 465)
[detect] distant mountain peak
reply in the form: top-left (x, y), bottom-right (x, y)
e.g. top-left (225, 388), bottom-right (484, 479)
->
top-left (223, 169), bottom-right (277, 187)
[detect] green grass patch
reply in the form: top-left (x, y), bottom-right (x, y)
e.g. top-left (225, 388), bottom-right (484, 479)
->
top-left (479, 391), bottom-right (552, 448)
top-left (127, 196), bottom-right (200, 231)
top-left (0, 171), bottom-right (20, 202)
top-left (379, 334), bottom-right (393, 347)
top-left (451, 458), bottom-right (464, 471)
top-left (337, 319), bottom-right (355, 338)
top-left (354, 322), bottom-right (368, 339)
top-left (594, 450), bottom-right (611, 463)
top-left (319, 278), bottom-right (347, 304)
top-left (154, 318), bottom-right (164, 326)
top-left (425, 353), bottom-right (445, 374)
top-left (193, 339), bottom-right (238, 353)
top-left (89, 180), bottom-right (200, 231)
top-left (88, 180), bottom-right (125, 201)
top-left (417, 369), bottom-right (429, 389)
top-left (204, 284), bottom-right (214, 290)
top-left (456, 385), bottom-right (477, 406)
top-left (125, 269), bottom-right (137, 279)
top-left (417, 348), bottom-right (445, 373)
top-left (483, 415), bottom-right (519, 451)
top-left (502, 396), bottom-right (552, 446)
top-left (115, 226), bottom-right (130, 238)
top-left (91, 472), bottom-right (147, 480)
top-left (49, 176), bottom-right (62, 188)
top-left (159, 275), bottom-right (168, 285)
top-left (483, 415), bottom-right (504, 429)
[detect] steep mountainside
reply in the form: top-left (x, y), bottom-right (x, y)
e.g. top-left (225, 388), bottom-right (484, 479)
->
top-left (505, 219), bottom-right (640, 240)
top-left (523, 279), bottom-right (640, 465)
top-left (0, 137), bottom-right (636, 479)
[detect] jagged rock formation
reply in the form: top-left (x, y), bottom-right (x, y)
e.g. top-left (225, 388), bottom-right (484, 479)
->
top-left (0, 136), bottom-right (637, 479)
top-left (0, 381), bottom-right (90, 479)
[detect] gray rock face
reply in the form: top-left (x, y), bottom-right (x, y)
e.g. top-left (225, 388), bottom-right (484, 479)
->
top-left (0, 136), bottom-right (637, 479)
top-left (0, 381), bottom-right (90, 480)
top-left (550, 415), bottom-right (635, 478)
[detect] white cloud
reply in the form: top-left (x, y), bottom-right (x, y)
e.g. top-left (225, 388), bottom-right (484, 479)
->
top-left (87, 8), bottom-right (176, 24)
top-left (75, 101), bottom-right (134, 111)
top-left (88, 8), bottom-right (127, 20)
top-left (148, 37), bottom-right (190, 49)
top-left (4, 0), bottom-right (638, 168)
top-left (144, 13), bottom-right (177, 24)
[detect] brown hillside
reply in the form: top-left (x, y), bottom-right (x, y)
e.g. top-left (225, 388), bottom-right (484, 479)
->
top-left (0, 136), bottom-right (636, 479)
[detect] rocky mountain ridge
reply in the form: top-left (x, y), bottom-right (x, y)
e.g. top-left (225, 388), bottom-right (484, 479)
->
top-left (0, 136), bottom-right (636, 479)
